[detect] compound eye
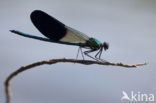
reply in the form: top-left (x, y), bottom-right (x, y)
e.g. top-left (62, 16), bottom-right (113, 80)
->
top-left (103, 42), bottom-right (109, 50)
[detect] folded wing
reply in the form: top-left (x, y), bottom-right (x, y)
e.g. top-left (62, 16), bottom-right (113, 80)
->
top-left (30, 10), bottom-right (90, 43)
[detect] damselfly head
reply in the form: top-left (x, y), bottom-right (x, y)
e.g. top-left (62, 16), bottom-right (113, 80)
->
top-left (103, 42), bottom-right (109, 51)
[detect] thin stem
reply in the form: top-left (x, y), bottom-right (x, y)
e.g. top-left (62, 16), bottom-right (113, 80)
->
top-left (4, 58), bottom-right (147, 103)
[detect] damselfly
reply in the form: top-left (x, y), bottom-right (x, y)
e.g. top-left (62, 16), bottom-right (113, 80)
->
top-left (10, 10), bottom-right (109, 61)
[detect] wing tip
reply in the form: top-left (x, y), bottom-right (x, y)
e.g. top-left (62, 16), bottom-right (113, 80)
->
top-left (30, 10), bottom-right (43, 20)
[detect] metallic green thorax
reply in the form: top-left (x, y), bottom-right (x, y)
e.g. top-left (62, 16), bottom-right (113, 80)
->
top-left (87, 38), bottom-right (101, 48)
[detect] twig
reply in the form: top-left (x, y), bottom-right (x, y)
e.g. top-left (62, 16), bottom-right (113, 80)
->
top-left (4, 58), bottom-right (147, 103)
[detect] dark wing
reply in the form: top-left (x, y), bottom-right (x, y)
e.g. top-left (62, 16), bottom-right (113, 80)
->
top-left (30, 10), bottom-right (89, 43)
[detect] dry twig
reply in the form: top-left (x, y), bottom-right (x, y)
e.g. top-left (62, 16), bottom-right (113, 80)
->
top-left (4, 58), bottom-right (147, 103)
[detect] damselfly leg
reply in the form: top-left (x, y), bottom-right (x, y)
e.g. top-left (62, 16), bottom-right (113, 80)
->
top-left (95, 48), bottom-right (107, 62)
top-left (76, 47), bottom-right (84, 60)
top-left (84, 49), bottom-right (99, 61)
top-left (95, 48), bottom-right (102, 59)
